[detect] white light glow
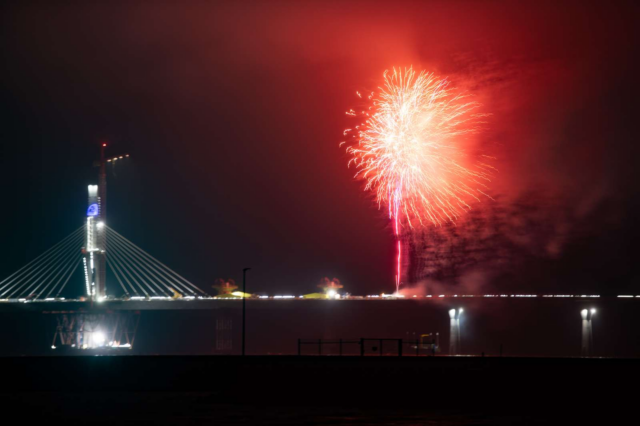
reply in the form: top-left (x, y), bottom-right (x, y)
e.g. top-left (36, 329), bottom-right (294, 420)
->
top-left (94, 332), bottom-right (106, 346)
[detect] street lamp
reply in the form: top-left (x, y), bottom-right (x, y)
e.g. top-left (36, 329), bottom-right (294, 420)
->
top-left (581, 308), bottom-right (596, 357)
top-left (242, 267), bottom-right (251, 356)
top-left (449, 308), bottom-right (463, 355)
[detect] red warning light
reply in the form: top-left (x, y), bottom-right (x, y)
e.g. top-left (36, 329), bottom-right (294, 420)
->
top-left (102, 143), bottom-right (107, 147)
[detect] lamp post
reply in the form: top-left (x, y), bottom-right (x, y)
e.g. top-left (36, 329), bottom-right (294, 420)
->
top-left (242, 267), bottom-right (251, 356)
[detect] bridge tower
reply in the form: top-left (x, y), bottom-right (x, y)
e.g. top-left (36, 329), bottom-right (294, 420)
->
top-left (83, 143), bottom-right (108, 299)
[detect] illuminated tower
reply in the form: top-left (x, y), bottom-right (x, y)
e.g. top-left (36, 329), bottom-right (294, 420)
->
top-left (83, 144), bottom-right (108, 299)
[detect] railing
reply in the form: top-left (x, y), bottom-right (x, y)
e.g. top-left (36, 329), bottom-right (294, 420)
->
top-left (297, 338), bottom-right (439, 356)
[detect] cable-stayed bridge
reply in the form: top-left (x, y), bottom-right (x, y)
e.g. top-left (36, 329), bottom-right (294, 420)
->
top-left (0, 224), bottom-right (208, 302)
top-left (0, 144), bottom-right (215, 351)
top-left (0, 143), bottom-right (209, 304)
top-left (0, 220), bottom-right (214, 350)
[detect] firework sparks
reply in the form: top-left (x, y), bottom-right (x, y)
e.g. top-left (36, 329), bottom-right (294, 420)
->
top-left (344, 67), bottom-right (492, 292)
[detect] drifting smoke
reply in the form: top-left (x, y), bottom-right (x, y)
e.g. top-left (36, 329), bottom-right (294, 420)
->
top-left (318, 277), bottom-right (342, 288)
top-left (212, 278), bottom-right (238, 295)
top-left (399, 187), bottom-right (614, 295)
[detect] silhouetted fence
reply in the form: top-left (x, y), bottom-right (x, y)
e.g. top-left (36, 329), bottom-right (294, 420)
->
top-left (297, 338), bottom-right (439, 356)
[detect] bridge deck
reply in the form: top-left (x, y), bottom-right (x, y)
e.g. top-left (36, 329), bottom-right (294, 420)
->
top-left (0, 294), bottom-right (633, 312)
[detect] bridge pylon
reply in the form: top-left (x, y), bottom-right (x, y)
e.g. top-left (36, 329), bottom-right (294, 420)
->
top-left (83, 143), bottom-right (108, 300)
top-left (83, 184), bottom-right (106, 299)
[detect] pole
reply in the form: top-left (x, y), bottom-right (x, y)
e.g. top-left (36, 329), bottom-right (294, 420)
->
top-left (242, 267), bottom-right (251, 356)
top-left (96, 143), bottom-right (107, 299)
top-left (99, 143), bottom-right (107, 220)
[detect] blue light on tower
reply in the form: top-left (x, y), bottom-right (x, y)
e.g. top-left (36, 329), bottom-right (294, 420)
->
top-left (87, 203), bottom-right (99, 217)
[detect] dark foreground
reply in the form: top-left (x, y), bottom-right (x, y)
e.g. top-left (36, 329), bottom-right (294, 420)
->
top-left (2, 355), bottom-right (635, 424)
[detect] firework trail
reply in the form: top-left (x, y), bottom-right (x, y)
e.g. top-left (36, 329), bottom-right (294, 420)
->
top-left (343, 67), bottom-right (492, 293)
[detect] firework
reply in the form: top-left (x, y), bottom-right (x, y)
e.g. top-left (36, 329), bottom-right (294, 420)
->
top-left (343, 67), bottom-right (491, 292)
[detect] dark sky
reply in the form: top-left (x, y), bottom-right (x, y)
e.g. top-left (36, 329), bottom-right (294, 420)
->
top-left (1, 0), bottom-right (638, 296)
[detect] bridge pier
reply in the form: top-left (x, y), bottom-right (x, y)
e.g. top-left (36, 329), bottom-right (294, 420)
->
top-left (50, 311), bottom-right (140, 351)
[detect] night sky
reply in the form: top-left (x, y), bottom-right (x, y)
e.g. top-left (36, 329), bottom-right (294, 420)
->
top-left (1, 1), bottom-right (638, 297)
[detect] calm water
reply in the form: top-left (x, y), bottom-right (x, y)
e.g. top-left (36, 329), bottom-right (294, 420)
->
top-left (3, 392), bottom-right (572, 425)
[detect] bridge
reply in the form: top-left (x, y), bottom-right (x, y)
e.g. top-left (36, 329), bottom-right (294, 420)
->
top-left (0, 145), bottom-right (637, 355)
top-left (0, 144), bottom-right (217, 351)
